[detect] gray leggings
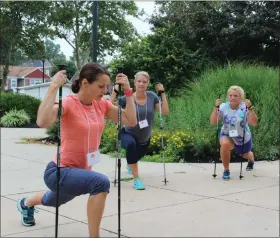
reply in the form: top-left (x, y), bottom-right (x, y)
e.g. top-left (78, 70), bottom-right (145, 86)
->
top-left (41, 161), bottom-right (110, 207)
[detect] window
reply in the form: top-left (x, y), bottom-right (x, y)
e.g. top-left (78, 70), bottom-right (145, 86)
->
top-left (11, 79), bottom-right (17, 88)
top-left (46, 69), bottom-right (49, 76)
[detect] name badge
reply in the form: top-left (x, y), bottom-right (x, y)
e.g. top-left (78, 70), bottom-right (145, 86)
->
top-left (87, 150), bottom-right (100, 166)
top-left (229, 130), bottom-right (238, 138)
top-left (139, 119), bottom-right (149, 129)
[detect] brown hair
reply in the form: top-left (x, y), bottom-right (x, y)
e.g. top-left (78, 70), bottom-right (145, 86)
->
top-left (72, 62), bottom-right (110, 93)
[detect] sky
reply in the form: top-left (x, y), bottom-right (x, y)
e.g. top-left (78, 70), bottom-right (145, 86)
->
top-left (54, 1), bottom-right (156, 60)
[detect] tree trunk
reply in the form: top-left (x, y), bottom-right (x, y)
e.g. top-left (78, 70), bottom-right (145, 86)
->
top-left (1, 43), bottom-right (13, 92)
top-left (75, 27), bottom-right (81, 70)
top-left (74, 3), bottom-right (81, 71)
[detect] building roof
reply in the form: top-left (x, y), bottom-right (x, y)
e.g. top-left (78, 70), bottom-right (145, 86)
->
top-left (21, 59), bottom-right (53, 68)
top-left (0, 65), bottom-right (37, 78)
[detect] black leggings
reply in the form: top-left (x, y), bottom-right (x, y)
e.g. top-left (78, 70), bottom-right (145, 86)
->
top-left (120, 129), bottom-right (150, 164)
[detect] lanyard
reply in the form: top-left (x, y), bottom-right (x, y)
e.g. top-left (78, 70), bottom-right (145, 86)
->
top-left (136, 101), bottom-right (147, 122)
top-left (77, 99), bottom-right (100, 154)
top-left (226, 103), bottom-right (244, 130)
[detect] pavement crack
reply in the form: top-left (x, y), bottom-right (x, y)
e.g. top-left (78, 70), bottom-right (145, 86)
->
top-left (1, 222), bottom-right (77, 237)
top-left (213, 196), bottom-right (279, 212)
top-left (1, 189), bottom-right (47, 197)
top-left (1, 154), bottom-right (46, 165)
top-left (217, 184), bottom-right (279, 197)
top-left (145, 184), bottom-right (280, 212)
top-left (103, 197), bottom-right (210, 218)
top-left (146, 184), bottom-right (212, 198)
top-left (2, 196), bottom-right (124, 237)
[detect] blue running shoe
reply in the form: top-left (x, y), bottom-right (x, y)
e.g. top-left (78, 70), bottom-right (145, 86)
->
top-left (133, 178), bottom-right (145, 190)
top-left (222, 169), bottom-right (230, 180)
top-left (17, 198), bottom-right (38, 226)
top-left (246, 160), bottom-right (254, 171)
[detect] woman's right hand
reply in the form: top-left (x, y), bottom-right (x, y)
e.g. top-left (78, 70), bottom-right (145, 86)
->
top-left (215, 98), bottom-right (222, 107)
top-left (51, 70), bottom-right (67, 88)
top-left (115, 73), bottom-right (131, 90)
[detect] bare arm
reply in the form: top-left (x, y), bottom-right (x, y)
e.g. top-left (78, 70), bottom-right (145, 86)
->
top-left (245, 99), bottom-right (258, 126)
top-left (155, 84), bottom-right (169, 115)
top-left (210, 98), bottom-right (223, 125)
top-left (247, 108), bottom-right (258, 126)
top-left (155, 93), bottom-right (169, 115)
top-left (36, 70), bottom-right (67, 128)
top-left (109, 83), bottom-right (119, 104)
top-left (210, 106), bottom-right (222, 125)
top-left (106, 95), bottom-right (137, 126)
top-left (109, 90), bottom-right (117, 104)
top-left (106, 73), bottom-right (137, 126)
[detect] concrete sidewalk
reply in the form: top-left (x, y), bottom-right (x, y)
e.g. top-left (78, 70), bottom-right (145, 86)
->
top-left (1, 128), bottom-right (279, 237)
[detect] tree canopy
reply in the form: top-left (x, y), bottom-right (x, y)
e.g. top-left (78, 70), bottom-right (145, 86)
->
top-left (109, 1), bottom-right (280, 95)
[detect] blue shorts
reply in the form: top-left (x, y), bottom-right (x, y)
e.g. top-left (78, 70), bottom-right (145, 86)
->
top-left (234, 138), bottom-right (252, 154)
top-left (41, 161), bottom-right (110, 207)
top-left (220, 134), bottom-right (252, 154)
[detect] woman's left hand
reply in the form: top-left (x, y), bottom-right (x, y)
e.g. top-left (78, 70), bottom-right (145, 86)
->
top-left (155, 83), bottom-right (165, 92)
top-left (245, 99), bottom-right (252, 108)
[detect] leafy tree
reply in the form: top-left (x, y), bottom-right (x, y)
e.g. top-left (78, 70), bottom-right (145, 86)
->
top-left (150, 1), bottom-right (280, 66)
top-left (0, 1), bottom-right (52, 91)
top-left (109, 0), bottom-right (279, 95)
top-left (44, 39), bottom-right (66, 63)
top-left (48, 1), bottom-right (141, 70)
top-left (43, 39), bottom-right (76, 79)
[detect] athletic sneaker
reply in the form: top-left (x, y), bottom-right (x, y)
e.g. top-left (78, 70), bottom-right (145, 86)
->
top-left (127, 165), bottom-right (132, 174)
top-left (17, 198), bottom-right (38, 226)
top-left (246, 160), bottom-right (254, 171)
top-left (222, 169), bottom-right (230, 180)
top-left (133, 178), bottom-right (145, 190)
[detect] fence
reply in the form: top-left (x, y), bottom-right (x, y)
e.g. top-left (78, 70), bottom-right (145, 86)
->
top-left (16, 82), bottom-right (73, 101)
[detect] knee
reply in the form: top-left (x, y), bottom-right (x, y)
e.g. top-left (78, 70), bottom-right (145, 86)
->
top-left (41, 192), bottom-right (70, 207)
top-left (89, 174), bottom-right (110, 195)
top-left (102, 176), bottom-right (110, 192)
top-left (220, 140), bottom-right (233, 150)
top-left (241, 151), bottom-right (253, 158)
top-left (126, 140), bottom-right (136, 152)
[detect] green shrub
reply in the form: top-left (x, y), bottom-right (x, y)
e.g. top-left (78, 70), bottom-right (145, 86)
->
top-left (161, 62), bottom-right (279, 160)
top-left (0, 92), bottom-right (41, 123)
top-left (99, 120), bottom-right (118, 153)
top-left (0, 109), bottom-right (30, 127)
top-left (42, 63), bottom-right (279, 162)
top-left (99, 123), bottom-right (211, 163)
top-left (100, 63), bottom-right (279, 162)
top-left (46, 121), bottom-right (58, 141)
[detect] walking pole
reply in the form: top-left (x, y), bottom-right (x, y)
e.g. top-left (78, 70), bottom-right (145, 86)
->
top-left (113, 145), bottom-right (118, 186)
top-left (113, 84), bottom-right (120, 187)
top-left (239, 106), bottom-right (248, 180)
top-left (156, 83), bottom-right (168, 185)
top-left (116, 83), bottom-right (122, 238)
top-left (212, 94), bottom-right (221, 178)
top-left (55, 64), bottom-right (66, 238)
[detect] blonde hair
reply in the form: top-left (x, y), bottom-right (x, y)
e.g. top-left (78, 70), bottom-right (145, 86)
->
top-left (134, 71), bottom-right (150, 81)
top-left (227, 85), bottom-right (245, 99)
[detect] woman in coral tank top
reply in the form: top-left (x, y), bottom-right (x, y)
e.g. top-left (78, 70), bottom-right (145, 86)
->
top-left (17, 62), bottom-right (137, 237)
